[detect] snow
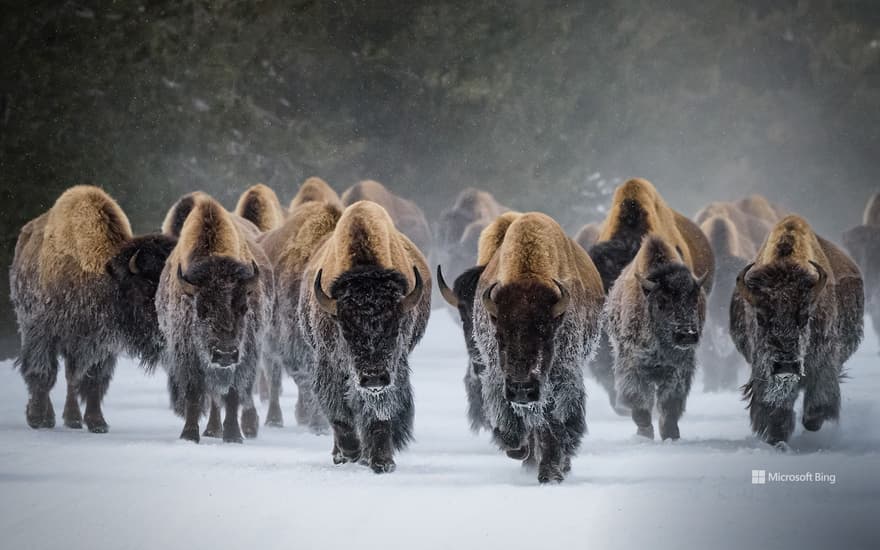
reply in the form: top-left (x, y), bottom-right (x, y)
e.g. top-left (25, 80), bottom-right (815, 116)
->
top-left (0, 312), bottom-right (878, 550)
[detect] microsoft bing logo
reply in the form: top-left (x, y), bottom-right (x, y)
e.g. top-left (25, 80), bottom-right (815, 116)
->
top-left (751, 470), bottom-right (766, 484)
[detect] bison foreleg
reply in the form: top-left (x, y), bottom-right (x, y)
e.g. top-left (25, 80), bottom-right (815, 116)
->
top-left (802, 358), bottom-right (841, 432)
top-left (656, 368), bottom-right (693, 441)
top-left (203, 399), bottom-right (222, 438)
top-left (615, 360), bottom-right (655, 439)
top-left (536, 425), bottom-right (564, 484)
top-left (264, 356), bottom-right (284, 428)
top-left (80, 355), bottom-right (115, 434)
top-left (748, 380), bottom-right (796, 445)
top-left (62, 356), bottom-right (82, 429)
top-left (222, 388), bottom-right (244, 443)
top-left (464, 359), bottom-right (490, 433)
top-left (180, 391), bottom-right (202, 443)
top-left (19, 339), bottom-right (58, 429)
top-left (363, 420), bottom-right (395, 474)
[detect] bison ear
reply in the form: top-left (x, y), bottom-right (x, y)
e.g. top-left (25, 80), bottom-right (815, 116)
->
top-left (177, 264), bottom-right (198, 295)
top-left (482, 282), bottom-right (499, 320)
top-left (735, 262), bottom-right (759, 306)
top-left (314, 269), bottom-right (338, 317)
top-left (808, 261), bottom-right (828, 305)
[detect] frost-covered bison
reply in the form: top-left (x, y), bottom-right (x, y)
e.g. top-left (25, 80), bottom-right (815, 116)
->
top-left (588, 178), bottom-right (714, 414)
top-left (341, 180), bottom-right (433, 256)
top-left (289, 176), bottom-right (343, 212)
top-left (732, 215), bottom-right (863, 446)
top-left (473, 212), bottom-right (604, 483)
top-left (156, 194), bottom-right (272, 443)
top-left (11, 186), bottom-right (176, 432)
top-left (299, 201), bottom-right (431, 473)
top-left (438, 211), bottom-right (520, 432)
top-left (606, 236), bottom-right (709, 440)
top-left (258, 201), bottom-right (341, 430)
top-left (842, 192), bottom-right (880, 343)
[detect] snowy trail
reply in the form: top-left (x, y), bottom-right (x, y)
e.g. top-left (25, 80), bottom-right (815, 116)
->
top-left (0, 311), bottom-right (878, 550)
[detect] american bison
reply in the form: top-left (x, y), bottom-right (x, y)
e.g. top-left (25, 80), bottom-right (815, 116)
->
top-left (11, 186), bottom-right (176, 432)
top-left (574, 222), bottom-right (602, 252)
top-left (234, 183), bottom-right (286, 232)
top-left (843, 192), bottom-right (880, 343)
top-left (732, 215), bottom-right (863, 446)
top-left (472, 212), bottom-right (604, 483)
top-left (162, 191), bottom-right (208, 238)
top-left (298, 201), bottom-right (431, 473)
top-left (437, 211), bottom-right (521, 432)
top-left (588, 178), bottom-right (714, 414)
top-left (341, 180), bottom-right (433, 255)
top-left (258, 201), bottom-right (342, 430)
top-left (694, 200), bottom-right (774, 256)
top-left (290, 176), bottom-right (343, 211)
top-left (156, 194), bottom-right (272, 443)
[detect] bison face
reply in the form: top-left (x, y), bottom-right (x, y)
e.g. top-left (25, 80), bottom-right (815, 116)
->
top-left (106, 234), bottom-right (177, 364)
top-left (482, 280), bottom-right (570, 406)
top-left (843, 225), bottom-right (880, 306)
top-left (638, 264), bottom-right (707, 350)
top-left (315, 266), bottom-right (423, 393)
top-left (736, 261), bottom-right (827, 384)
top-left (177, 257), bottom-right (260, 369)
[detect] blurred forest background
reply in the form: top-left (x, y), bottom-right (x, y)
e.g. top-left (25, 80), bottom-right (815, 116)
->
top-left (1, 0), bottom-right (879, 358)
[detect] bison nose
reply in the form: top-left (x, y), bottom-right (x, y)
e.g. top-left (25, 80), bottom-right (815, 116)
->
top-left (504, 378), bottom-right (540, 404)
top-left (359, 371), bottom-right (391, 390)
top-left (210, 347), bottom-right (239, 367)
top-left (772, 359), bottom-right (801, 376)
top-left (673, 328), bottom-right (699, 347)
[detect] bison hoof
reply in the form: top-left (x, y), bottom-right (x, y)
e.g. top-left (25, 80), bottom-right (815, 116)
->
top-left (223, 431), bottom-right (244, 444)
top-left (241, 409), bottom-right (259, 439)
top-left (180, 426), bottom-right (200, 443)
top-left (63, 412), bottom-right (83, 429)
top-left (506, 446), bottom-right (530, 461)
top-left (370, 460), bottom-right (396, 474)
top-left (85, 417), bottom-right (109, 434)
top-left (636, 425), bottom-right (655, 440)
top-left (538, 467), bottom-right (564, 484)
top-left (202, 427), bottom-right (222, 438)
top-left (803, 417), bottom-right (824, 432)
top-left (562, 456), bottom-right (572, 474)
top-left (265, 417), bottom-right (284, 428)
top-left (26, 400), bottom-right (51, 429)
top-left (332, 449), bottom-right (361, 465)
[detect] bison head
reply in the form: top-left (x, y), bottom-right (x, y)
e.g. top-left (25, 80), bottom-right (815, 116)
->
top-left (637, 264), bottom-right (708, 350)
top-left (735, 261), bottom-right (827, 382)
top-left (482, 279), bottom-right (570, 405)
top-left (438, 264), bottom-right (486, 373)
top-left (177, 257), bottom-right (260, 369)
top-left (315, 266), bottom-right (423, 393)
top-left (106, 234), bottom-right (177, 365)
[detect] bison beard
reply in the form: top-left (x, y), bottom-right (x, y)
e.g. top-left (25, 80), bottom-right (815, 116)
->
top-left (308, 267), bottom-right (425, 473)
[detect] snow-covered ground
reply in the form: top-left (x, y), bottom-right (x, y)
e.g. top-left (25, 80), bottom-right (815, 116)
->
top-left (0, 311), bottom-right (877, 550)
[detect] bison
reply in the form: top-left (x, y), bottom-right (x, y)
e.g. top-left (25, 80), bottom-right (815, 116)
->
top-left (234, 183), bottom-right (286, 233)
top-left (299, 201), bottom-right (431, 473)
top-left (842, 192), bottom-right (880, 343)
top-left (258, 201), bottom-right (342, 430)
top-left (588, 178), bottom-right (714, 414)
top-left (341, 180), bottom-right (433, 256)
top-left (437, 211), bottom-right (521, 432)
top-left (472, 212), bottom-right (604, 483)
top-left (290, 176), bottom-right (343, 212)
top-left (155, 194), bottom-right (272, 443)
top-left (694, 200), bottom-right (774, 256)
top-left (732, 215), bottom-right (863, 446)
top-left (162, 191), bottom-right (208, 238)
top-left (607, 236), bottom-right (709, 440)
top-left (574, 222), bottom-right (602, 252)
top-left (11, 186), bottom-right (176, 432)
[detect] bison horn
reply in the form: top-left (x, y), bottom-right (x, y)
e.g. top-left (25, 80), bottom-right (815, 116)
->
top-left (247, 260), bottom-right (260, 282)
top-left (177, 263), bottom-right (198, 293)
top-left (436, 265), bottom-right (459, 308)
top-left (635, 273), bottom-right (658, 293)
top-left (482, 283), bottom-right (499, 318)
top-left (314, 269), bottom-right (337, 316)
top-left (128, 250), bottom-right (140, 275)
top-left (695, 271), bottom-right (709, 288)
top-left (809, 261), bottom-right (828, 304)
top-left (735, 262), bottom-right (759, 305)
top-left (551, 279), bottom-right (570, 319)
top-left (400, 266), bottom-right (424, 312)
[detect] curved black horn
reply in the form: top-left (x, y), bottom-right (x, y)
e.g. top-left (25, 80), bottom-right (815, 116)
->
top-left (550, 279), bottom-right (571, 319)
top-left (314, 269), bottom-right (337, 316)
top-left (436, 265), bottom-right (459, 308)
top-left (808, 260), bottom-right (828, 304)
top-left (128, 250), bottom-right (140, 275)
top-left (177, 263), bottom-right (198, 293)
top-left (401, 266), bottom-right (424, 312)
top-left (735, 262), bottom-right (759, 305)
top-left (635, 272), bottom-right (658, 292)
top-left (695, 271), bottom-right (709, 288)
top-left (482, 282), bottom-right (499, 318)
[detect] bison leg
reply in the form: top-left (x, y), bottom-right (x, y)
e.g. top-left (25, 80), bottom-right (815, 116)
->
top-left (222, 388), bottom-right (244, 443)
top-left (590, 334), bottom-right (627, 415)
top-left (656, 369), bottom-right (693, 441)
top-left (464, 359), bottom-right (490, 433)
top-left (748, 380), bottom-right (796, 445)
top-left (241, 396), bottom-right (259, 440)
top-left (802, 360), bottom-right (841, 432)
top-left (616, 361), bottom-right (655, 439)
top-left (264, 357), bottom-right (284, 428)
top-left (315, 357), bottom-right (361, 462)
top-left (256, 368), bottom-right (270, 403)
top-left (364, 420), bottom-right (396, 474)
top-left (330, 421), bottom-right (362, 464)
top-left (80, 356), bottom-right (115, 434)
top-left (536, 425), bottom-right (564, 484)
top-left (62, 357), bottom-right (83, 429)
top-left (20, 340), bottom-right (58, 429)
top-left (180, 392), bottom-right (202, 443)
top-left (202, 400), bottom-right (222, 438)
top-left (292, 366), bottom-right (327, 434)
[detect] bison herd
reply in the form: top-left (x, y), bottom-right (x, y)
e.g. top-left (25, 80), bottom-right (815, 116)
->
top-left (9, 178), bottom-right (873, 482)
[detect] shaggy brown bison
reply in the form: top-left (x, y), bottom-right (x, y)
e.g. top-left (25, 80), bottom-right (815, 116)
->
top-left (155, 194), bottom-right (272, 443)
top-left (11, 186), bottom-right (176, 432)
top-left (694, 200), bottom-right (773, 255)
top-left (162, 191), bottom-right (208, 237)
top-left (843, 192), bottom-right (880, 343)
top-left (731, 215), bottom-right (863, 446)
top-left (234, 183), bottom-right (286, 232)
top-left (289, 177), bottom-right (343, 211)
top-left (258, 201), bottom-right (342, 430)
top-left (438, 211), bottom-right (521, 432)
top-left (341, 180), bottom-right (433, 255)
top-left (472, 212), bottom-right (604, 483)
top-left (588, 178), bottom-right (714, 414)
top-left (298, 201), bottom-right (431, 473)
top-left (606, 235), bottom-right (709, 440)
